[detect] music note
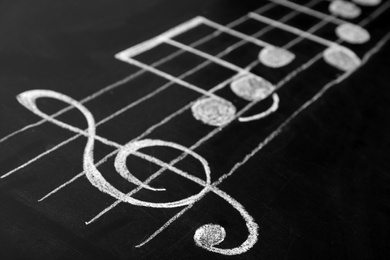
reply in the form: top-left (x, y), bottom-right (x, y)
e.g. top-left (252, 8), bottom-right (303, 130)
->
top-left (116, 17), bottom-right (283, 125)
top-left (1, 0), bottom-right (389, 257)
top-left (17, 89), bottom-right (259, 255)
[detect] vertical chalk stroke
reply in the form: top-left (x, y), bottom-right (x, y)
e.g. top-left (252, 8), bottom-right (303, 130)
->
top-left (17, 89), bottom-right (259, 256)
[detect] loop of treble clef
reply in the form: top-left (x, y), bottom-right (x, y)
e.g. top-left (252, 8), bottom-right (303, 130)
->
top-left (17, 89), bottom-right (258, 255)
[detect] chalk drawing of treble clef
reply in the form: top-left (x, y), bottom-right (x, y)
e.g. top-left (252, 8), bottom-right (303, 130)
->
top-left (17, 89), bottom-right (258, 256)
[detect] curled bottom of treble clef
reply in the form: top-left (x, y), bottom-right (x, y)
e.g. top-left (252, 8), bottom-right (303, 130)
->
top-left (17, 89), bottom-right (259, 255)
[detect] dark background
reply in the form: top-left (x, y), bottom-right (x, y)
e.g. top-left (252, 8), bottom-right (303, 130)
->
top-left (0, 0), bottom-right (389, 259)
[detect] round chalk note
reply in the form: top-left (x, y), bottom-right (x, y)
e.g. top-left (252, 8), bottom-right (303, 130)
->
top-left (323, 45), bottom-right (361, 71)
top-left (336, 23), bottom-right (370, 44)
top-left (194, 224), bottom-right (226, 248)
top-left (231, 75), bottom-right (274, 101)
top-left (329, 0), bottom-right (361, 19)
top-left (258, 46), bottom-right (295, 68)
top-left (191, 97), bottom-right (236, 126)
top-left (352, 0), bottom-right (381, 6)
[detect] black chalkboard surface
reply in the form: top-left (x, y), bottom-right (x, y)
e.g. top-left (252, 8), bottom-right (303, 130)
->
top-left (1, 0), bottom-right (390, 259)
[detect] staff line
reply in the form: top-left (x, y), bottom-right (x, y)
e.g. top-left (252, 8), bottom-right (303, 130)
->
top-left (85, 47), bottom-right (324, 224)
top-left (0, 2), bottom-right (276, 146)
top-left (0, 0), bottom-right (387, 253)
top-left (249, 12), bottom-right (338, 47)
top-left (2, 0), bottom-right (319, 180)
top-left (268, 0), bottom-right (347, 25)
top-left (123, 3), bottom-right (390, 245)
top-left (135, 26), bottom-right (390, 250)
top-left (37, 0), bottom-right (326, 202)
top-left (2, 56), bottom-right (238, 180)
top-left (37, 71), bottom-right (253, 202)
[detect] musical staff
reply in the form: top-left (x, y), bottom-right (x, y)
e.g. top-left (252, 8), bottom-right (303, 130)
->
top-left (1, 0), bottom-right (390, 257)
top-left (17, 89), bottom-right (259, 255)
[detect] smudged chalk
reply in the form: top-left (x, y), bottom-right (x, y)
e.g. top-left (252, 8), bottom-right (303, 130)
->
top-left (329, 0), bottom-right (362, 19)
top-left (323, 45), bottom-right (361, 71)
top-left (336, 23), bottom-right (370, 44)
top-left (352, 0), bottom-right (381, 6)
top-left (230, 75), bottom-right (274, 101)
top-left (258, 46), bottom-right (295, 68)
top-left (194, 224), bottom-right (226, 248)
top-left (191, 97), bottom-right (236, 126)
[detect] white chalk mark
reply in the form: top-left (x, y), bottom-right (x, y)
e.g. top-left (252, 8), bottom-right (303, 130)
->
top-left (258, 46), bottom-right (295, 68)
top-left (14, 0), bottom-right (386, 250)
top-left (139, 29), bottom-right (390, 248)
top-left (115, 57), bottom-right (222, 101)
top-left (38, 73), bottom-right (242, 202)
top-left (253, 2), bottom-right (277, 15)
top-left (269, 0), bottom-right (347, 25)
top-left (0, 69), bottom-right (144, 145)
top-left (125, 40), bottom-right (336, 250)
top-left (0, 0), bottom-right (364, 150)
top-left (114, 3), bottom-right (276, 64)
top-left (37, 65), bottom-right (249, 201)
top-left (118, 3), bottom-right (390, 248)
top-left (336, 23), bottom-right (370, 44)
top-left (230, 75), bottom-right (275, 101)
top-left (135, 203), bottom-right (197, 248)
top-left (16, 0), bottom-right (337, 195)
top-left (282, 17), bottom-right (329, 50)
top-left (18, 89), bottom-right (260, 255)
top-left (359, 0), bottom-right (390, 27)
top-left (259, 0), bottom-right (329, 51)
top-left (37, 101), bottom-right (192, 201)
top-left (86, 56), bottom-right (327, 249)
top-left (86, 50), bottom-right (324, 225)
top-left (218, 29), bottom-right (390, 187)
top-left (19, 90), bottom-right (219, 206)
top-left (239, 93), bottom-right (280, 122)
top-left (17, 90), bottom-right (169, 192)
top-left (200, 18), bottom-right (272, 48)
top-left (0, 0), bottom-right (303, 148)
top-left (0, 7), bottom-right (264, 147)
top-left (165, 39), bottom-right (249, 74)
top-left (353, 0), bottom-right (381, 6)
top-left (0, 46), bottom-right (196, 146)
top-left (194, 224), bottom-right (226, 248)
top-left (2, 78), bottom-right (178, 180)
top-left (194, 186), bottom-right (258, 255)
top-left (81, 2), bottom-right (343, 219)
top-left (7, 49), bottom-right (239, 181)
top-left (39, 174), bottom-right (82, 202)
top-left (7, 2), bottom-right (389, 255)
top-left (249, 13), bottom-right (364, 72)
top-left (249, 12), bottom-right (339, 47)
top-left (116, 17), bottom-right (205, 58)
top-left (268, 0), bottom-right (373, 45)
top-left (191, 98), bottom-right (237, 127)
top-left (329, 0), bottom-right (362, 19)
top-left (1, 134), bottom-right (81, 179)
top-left (323, 45), bottom-right (362, 71)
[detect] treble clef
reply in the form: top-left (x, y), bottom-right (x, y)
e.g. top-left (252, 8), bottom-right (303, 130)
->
top-left (17, 89), bottom-right (258, 255)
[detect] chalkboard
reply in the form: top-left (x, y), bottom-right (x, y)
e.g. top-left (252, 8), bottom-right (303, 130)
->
top-left (1, 0), bottom-right (390, 259)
